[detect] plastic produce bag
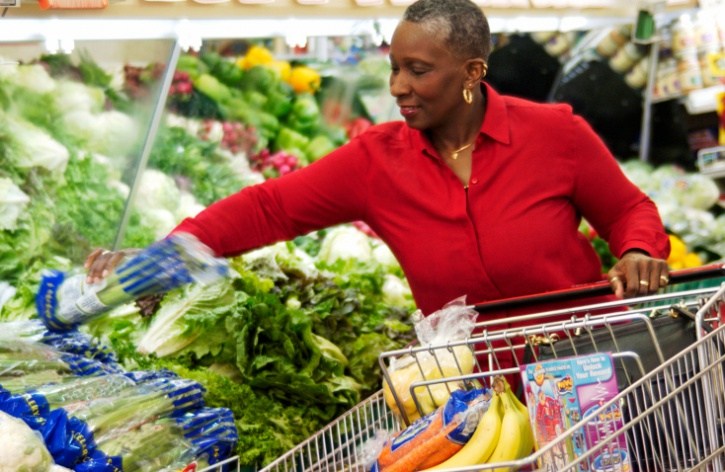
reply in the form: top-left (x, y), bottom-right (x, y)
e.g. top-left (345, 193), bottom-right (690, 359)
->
top-left (0, 339), bottom-right (111, 392)
top-left (0, 374), bottom-right (136, 430)
top-left (40, 375), bottom-right (206, 467)
top-left (37, 232), bottom-right (229, 332)
top-left (75, 407), bottom-right (238, 472)
top-left (383, 297), bottom-right (478, 423)
top-left (367, 388), bottom-right (490, 472)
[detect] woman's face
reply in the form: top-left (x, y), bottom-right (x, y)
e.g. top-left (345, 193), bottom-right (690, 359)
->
top-left (389, 20), bottom-right (467, 130)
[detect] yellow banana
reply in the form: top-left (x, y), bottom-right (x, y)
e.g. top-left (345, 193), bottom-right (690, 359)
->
top-left (499, 380), bottom-right (535, 459)
top-left (423, 393), bottom-right (503, 470)
top-left (509, 390), bottom-right (535, 458)
top-left (485, 391), bottom-right (522, 472)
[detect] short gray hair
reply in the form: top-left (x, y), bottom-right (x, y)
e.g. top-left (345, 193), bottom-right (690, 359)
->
top-left (403, 0), bottom-right (492, 61)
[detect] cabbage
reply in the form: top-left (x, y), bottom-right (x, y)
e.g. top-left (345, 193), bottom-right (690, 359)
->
top-left (707, 214), bottom-right (725, 258)
top-left (62, 109), bottom-right (139, 158)
top-left (61, 109), bottom-right (97, 142)
top-left (317, 226), bottom-right (373, 264)
top-left (0, 59), bottom-right (18, 81)
top-left (0, 177), bottom-right (30, 231)
top-left (2, 114), bottom-right (69, 173)
top-left (136, 278), bottom-right (236, 357)
top-left (132, 169), bottom-right (206, 238)
top-left (92, 110), bottom-right (140, 158)
top-left (0, 410), bottom-right (54, 471)
top-left (620, 159), bottom-right (657, 196)
top-left (14, 63), bottom-right (56, 94)
top-left (176, 191), bottom-right (205, 220)
top-left (382, 273), bottom-right (412, 307)
top-left (659, 204), bottom-right (716, 248)
top-left (678, 174), bottom-right (720, 210)
top-left (54, 80), bottom-right (105, 113)
top-left (165, 113), bottom-right (202, 138)
top-left (371, 241), bottom-right (400, 267)
top-left (139, 208), bottom-right (178, 239)
top-left (134, 168), bottom-right (182, 212)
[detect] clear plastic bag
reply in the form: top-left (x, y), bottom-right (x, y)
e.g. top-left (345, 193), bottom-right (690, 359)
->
top-left (383, 297), bottom-right (478, 422)
top-left (37, 233), bottom-right (228, 331)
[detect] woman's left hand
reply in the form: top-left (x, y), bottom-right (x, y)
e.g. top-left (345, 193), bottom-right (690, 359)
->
top-left (607, 250), bottom-right (670, 299)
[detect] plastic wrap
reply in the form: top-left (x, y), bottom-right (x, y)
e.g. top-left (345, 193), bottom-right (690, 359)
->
top-left (37, 232), bottom-right (229, 332)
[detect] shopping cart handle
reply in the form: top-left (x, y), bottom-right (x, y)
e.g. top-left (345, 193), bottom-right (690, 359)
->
top-left (472, 263), bottom-right (725, 314)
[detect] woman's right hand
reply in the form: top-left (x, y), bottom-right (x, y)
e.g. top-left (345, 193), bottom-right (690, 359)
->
top-left (84, 248), bottom-right (140, 284)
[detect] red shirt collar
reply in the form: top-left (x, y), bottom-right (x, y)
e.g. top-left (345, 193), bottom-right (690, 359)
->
top-left (411, 82), bottom-right (511, 160)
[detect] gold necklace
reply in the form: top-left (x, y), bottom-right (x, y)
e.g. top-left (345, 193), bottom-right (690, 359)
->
top-left (450, 142), bottom-right (473, 160)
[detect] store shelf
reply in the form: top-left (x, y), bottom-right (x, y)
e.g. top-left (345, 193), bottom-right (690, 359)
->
top-left (0, 0), bottom-right (643, 19)
top-left (1, 0), bottom-right (698, 36)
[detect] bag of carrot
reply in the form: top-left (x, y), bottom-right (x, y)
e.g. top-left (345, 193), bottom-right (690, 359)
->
top-left (370, 388), bottom-right (490, 472)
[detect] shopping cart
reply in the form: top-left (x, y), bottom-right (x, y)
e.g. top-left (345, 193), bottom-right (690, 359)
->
top-left (198, 457), bottom-right (245, 472)
top-left (224, 264), bottom-right (725, 471)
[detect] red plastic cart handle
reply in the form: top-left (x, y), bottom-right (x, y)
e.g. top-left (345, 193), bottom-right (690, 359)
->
top-left (472, 263), bottom-right (725, 314)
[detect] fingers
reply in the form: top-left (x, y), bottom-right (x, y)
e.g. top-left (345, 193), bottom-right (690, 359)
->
top-left (85, 248), bottom-right (128, 284)
top-left (608, 252), bottom-right (669, 299)
top-left (608, 274), bottom-right (625, 299)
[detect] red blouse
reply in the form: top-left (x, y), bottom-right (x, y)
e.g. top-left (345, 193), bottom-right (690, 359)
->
top-left (174, 83), bottom-right (670, 316)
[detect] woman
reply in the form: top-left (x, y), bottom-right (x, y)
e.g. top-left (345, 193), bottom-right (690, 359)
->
top-left (87, 0), bottom-right (670, 317)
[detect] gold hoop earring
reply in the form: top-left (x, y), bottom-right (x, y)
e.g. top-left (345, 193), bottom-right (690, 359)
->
top-left (482, 64), bottom-right (488, 79)
top-left (463, 87), bottom-right (473, 104)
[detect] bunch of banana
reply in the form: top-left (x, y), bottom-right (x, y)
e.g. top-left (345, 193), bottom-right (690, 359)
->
top-left (486, 377), bottom-right (535, 472)
top-left (422, 376), bottom-right (534, 471)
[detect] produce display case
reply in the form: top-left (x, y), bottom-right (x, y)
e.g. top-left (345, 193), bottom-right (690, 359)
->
top-left (3, 8), bottom-right (723, 470)
top-left (254, 265), bottom-right (725, 471)
top-left (0, 36), bottom-right (180, 255)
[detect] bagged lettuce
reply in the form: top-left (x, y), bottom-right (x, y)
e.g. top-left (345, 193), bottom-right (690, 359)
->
top-left (37, 232), bottom-right (228, 332)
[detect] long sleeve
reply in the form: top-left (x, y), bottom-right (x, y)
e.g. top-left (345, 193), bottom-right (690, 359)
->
top-left (173, 139), bottom-right (371, 257)
top-left (568, 114), bottom-right (670, 260)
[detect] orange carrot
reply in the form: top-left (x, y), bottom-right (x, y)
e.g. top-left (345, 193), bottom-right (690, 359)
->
top-left (376, 389), bottom-right (487, 472)
top-left (380, 418), bottom-right (462, 472)
top-left (417, 433), bottom-right (464, 469)
top-left (377, 411), bottom-right (444, 468)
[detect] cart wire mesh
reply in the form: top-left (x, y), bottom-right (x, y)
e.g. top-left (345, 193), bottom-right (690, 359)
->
top-left (374, 283), bottom-right (725, 471)
top-left (259, 388), bottom-right (400, 471)
top-left (221, 266), bottom-right (725, 471)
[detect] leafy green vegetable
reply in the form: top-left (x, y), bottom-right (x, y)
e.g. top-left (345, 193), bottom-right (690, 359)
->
top-left (136, 278), bottom-right (237, 358)
top-left (82, 236), bottom-right (415, 467)
top-left (148, 125), bottom-right (248, 206)
top-left (163, 364), bottom-right (327, 468)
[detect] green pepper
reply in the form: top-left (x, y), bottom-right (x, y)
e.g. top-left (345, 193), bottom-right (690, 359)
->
top-left (218, 96), bottom-right (248, 121)
top-left (176, 54), bottom-right (208, 81)
top-left (305, 134), bottom-right (336, 161)
top-left (321, 124), bottom-right (349, 146)
top-left (242, 65), bottom-right (279, 93)
top-left (243, 90), bottom-right (268, 109)
top-left (286, 93), bottom-right (321, 136)
top-left (264, 87), bottom-right (293, 119)
top-left (200, 51), bottom-right (223, 71)
top-left (290, 93), bottom-right (320, 121)
top-left (193, 73), bottom-right (232, 104)
top-left (214, 60), bottom-right (244, 87)
top-left (257, 111), bottom-right (280, 139)
top-left (276, 126), bottom-right (310, 155)
top-left (230, 106), bottom-right (279, 139)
